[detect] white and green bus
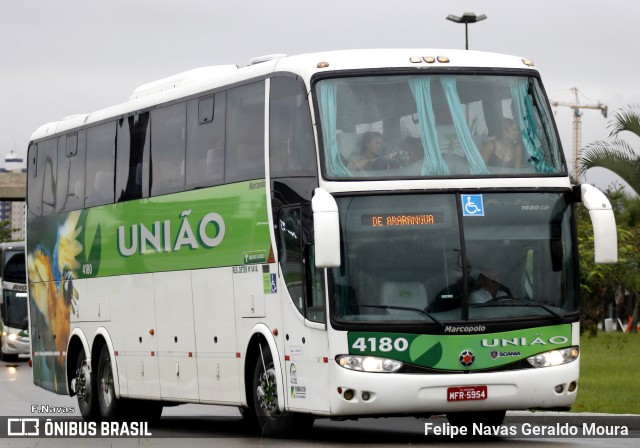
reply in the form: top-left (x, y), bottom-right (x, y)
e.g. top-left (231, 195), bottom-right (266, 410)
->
top-left (0, 242), bottom-right (29, 361)
top-left (26, 49), bottom-right (617, 434)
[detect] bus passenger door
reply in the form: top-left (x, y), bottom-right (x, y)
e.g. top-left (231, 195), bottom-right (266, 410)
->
top-left (279, 206), bottom-right (330, 413)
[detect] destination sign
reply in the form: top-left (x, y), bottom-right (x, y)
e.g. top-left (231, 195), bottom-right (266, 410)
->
top-left (361, 212), bottom-right (443, 227)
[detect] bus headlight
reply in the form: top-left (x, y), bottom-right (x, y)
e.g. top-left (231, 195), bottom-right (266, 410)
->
top-left (336, 355), bottom-right (403, 373)
top-left (527, 347), bottom-right (579, 368)
top-left (8, 333), bottom-right (18, 341)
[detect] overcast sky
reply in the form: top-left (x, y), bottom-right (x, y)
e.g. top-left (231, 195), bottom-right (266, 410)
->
top-left (2, 0), bottom-right (638, 191)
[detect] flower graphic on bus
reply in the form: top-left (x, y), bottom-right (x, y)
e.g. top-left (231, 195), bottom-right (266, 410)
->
top-left (28, 210), bottom-right (82, 392)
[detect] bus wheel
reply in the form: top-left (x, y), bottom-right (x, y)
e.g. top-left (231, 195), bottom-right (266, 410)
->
top-left (446, 410), bottom-right (506, 429)
top-left (251, 345), bottom-right (313, 437)
top-left (75, 348), bottom-right (99, 420)
top-left (96, 345), bottom-right (122, 421)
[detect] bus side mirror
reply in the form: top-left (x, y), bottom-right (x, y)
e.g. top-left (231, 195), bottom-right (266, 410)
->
top-left (581, 184), bottom-right (617, 264)
top-left (312, 188), bottom-right (341, 268)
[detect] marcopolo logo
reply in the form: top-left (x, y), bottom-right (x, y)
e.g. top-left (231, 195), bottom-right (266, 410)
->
top-left (118, 210), bottom-right (225, 257)
top-left (444, 325), bottom-right (486, 333)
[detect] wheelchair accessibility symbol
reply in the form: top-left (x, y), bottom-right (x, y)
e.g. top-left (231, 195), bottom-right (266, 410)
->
top-left (462, 194), bottom-right (484, 216)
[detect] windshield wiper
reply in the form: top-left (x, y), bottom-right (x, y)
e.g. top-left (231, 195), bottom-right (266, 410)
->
top-left (358, 304), bottom-right (444, 328)
top-left (473, 297), bottom-right (566, 321)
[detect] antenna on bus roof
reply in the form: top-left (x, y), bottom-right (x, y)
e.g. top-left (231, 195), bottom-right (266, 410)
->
top-left (249, 54), bottom-right (287, 65)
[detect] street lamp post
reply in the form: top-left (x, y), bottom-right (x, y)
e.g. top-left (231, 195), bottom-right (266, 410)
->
top-left (446, 12), bottom-right (487, 50)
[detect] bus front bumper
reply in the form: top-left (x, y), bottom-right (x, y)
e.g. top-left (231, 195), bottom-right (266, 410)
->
top-left (1, 336), bottom-right (30, 358)
top-left (329, 360), bottom-right (579, 416)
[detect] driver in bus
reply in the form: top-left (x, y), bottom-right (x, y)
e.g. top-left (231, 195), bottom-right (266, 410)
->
top-left (469, 267), bottom-right (510, 304)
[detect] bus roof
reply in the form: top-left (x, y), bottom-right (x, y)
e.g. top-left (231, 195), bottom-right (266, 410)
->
top-left (29, 49), bottom-right (536, 142)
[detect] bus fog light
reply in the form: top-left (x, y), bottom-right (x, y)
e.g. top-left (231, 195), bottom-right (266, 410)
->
top-left (568, 381), bottom-right (577, 392)
top-left (336, 355), bottom-right (402, 373)
top-left (526, 347), bottom-right (579, 368)
top-left (343, 389), bottom-right (355, 400)
top-left (555, 384), bottom-right (564, 394)
top-left (361, 391), bottom-right (371, 401)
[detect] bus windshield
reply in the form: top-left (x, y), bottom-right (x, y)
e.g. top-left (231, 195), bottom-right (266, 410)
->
top-left (316, 74), bottom-right (564, 178)
top-left (329, 192), bottom-right (577, 325)
top-left (2, 291), bottom-right (28, 330)
top-left (3, 250), bottom-right (26, 284)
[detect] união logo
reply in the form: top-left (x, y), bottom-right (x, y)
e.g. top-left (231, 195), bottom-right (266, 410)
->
top-left (118, 210), bottom-right (225, 257)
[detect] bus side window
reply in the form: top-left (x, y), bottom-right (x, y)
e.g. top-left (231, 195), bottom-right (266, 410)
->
top-left (278, 206), bottom-right (326, 324)
top-left (37, 138), bottom-right (58, 216)
top-left (116, 113), bottom-right (150, 202)
top-left (225, 81), bottom-right (265, 183)
top-left (27, 143), bottom-right (42, 218)
top-left (186, 93), bottom-right (226, 189)
top-left (269, 76), bottom-right (316, 178)
top-left (279, 207), bottom-right (305, 316)
top-left (150, 103), bottom-right (186, 196)
top-left (56, 131), bottom-right (86, 212)
top-left (86, 121), bottom-right (116, 207)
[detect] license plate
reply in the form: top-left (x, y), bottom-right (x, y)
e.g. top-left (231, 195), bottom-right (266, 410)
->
top-left (447, 385), bottom-right (487, 401)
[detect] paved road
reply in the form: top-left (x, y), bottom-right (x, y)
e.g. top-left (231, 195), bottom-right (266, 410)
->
top-left (1, 358), bottom-right (638, 447)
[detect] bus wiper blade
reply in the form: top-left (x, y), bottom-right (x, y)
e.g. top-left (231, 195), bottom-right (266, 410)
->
top-left (358, 304), bottom-right (444, 328)
top-left (474, 297), bottom-right (566, 321)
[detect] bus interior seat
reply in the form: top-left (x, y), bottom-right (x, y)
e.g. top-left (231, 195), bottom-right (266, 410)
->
top-left (336, 132), bottom-right (360, 162)
top-left (379, 281), bottom-right (428, 316)
top-left (437, 125), bottom-right (470, 174)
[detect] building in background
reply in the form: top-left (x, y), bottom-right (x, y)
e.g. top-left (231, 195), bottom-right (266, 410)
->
top-left (0, 150), bottom-right (26, 241)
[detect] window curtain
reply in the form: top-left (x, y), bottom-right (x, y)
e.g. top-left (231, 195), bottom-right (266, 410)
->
top-left (532, 81), bottom-right (562, 169)
top-left (510, 79), bottom-right (556, 173)
top-left (441, 77), bottom-right (489, 175)
top-left (408, 77), bottom-right (449, 175)
top-left (317, 82), bottom-right (351, 177)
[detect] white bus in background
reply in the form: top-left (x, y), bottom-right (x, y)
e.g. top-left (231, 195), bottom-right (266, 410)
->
top-left (0, 242), bottom-right (29, 361)
top-left (26, 49), bottom-right (617, 435)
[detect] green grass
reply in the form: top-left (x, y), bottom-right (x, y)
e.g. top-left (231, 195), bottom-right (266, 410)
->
top-left (571, 332), bottom-right (640, 414)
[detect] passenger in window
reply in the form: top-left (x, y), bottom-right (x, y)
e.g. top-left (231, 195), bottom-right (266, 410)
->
top-left (481, 120), bottom-right (525, 168)
top-left (348, 132), bottom-right (388, 172)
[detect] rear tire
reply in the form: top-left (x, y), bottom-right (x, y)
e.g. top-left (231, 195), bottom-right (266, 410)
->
top-left (251, 344), bottom-right (314, 437)
top-left (97, 344), bottom-right (124, 421)
top-left (76, 347), bottom-right (99, 420)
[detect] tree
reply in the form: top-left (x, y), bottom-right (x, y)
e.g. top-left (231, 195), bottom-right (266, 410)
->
top-left (0, 219), bottom-right (12, 243)
top-left (578, 105), bottom-right (640, 196)
top-left (579, 105), bottom-right (640, 333)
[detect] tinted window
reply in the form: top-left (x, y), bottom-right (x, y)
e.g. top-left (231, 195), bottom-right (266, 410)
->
top-left (116, 113), bottom-right (150, 202)
top-left (38, 138), bottom-right (58, 216)
top-left (27, 143), bottom-right (42, 217)
top-left (3, 250), bottom-right (25, 283)
top-left (186, 93), bottom-right (226, 189)
top-left (150, 104), bottom-right (186, 196)
top-left (225, 82), bottom-right (265, 183)
top-left (270, 77), bottom-right (316, 178)
top-left (56, 131), bottom-right (86, 212)
top-left (86, 122), bottom-right (116, 207)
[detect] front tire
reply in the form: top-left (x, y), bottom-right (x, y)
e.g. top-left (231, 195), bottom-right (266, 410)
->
top-left (251, 344), bottom-right (313, 437)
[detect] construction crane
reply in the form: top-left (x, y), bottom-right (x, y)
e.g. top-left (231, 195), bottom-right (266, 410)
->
top-left (551, 87), bottom-right (607, 180)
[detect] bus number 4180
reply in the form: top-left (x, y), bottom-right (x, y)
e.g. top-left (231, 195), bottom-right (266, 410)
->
top-left (351, 337), bottom-right (408, 353)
